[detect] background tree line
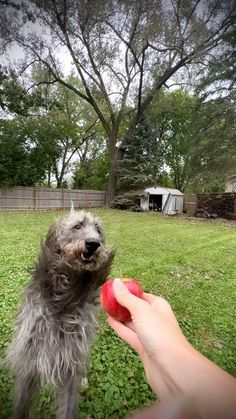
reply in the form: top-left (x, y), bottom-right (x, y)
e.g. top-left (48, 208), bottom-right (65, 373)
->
top-left (0, 0), bottom-right (235, 202)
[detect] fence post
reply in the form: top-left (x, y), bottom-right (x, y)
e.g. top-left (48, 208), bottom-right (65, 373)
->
top-left (196, 194), bottom-right (199, 211)
top-left (62, 188), bottom-right (65, 210)
top-left (34, 187), bottom-right (38, 210)
top-left (234, 193), bottom-right (236, 215)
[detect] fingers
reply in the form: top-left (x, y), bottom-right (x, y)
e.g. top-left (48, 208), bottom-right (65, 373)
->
top-left (124, 319), bottom-right (136, 332)
top-left (143, 293), bottom-right (171, 310)
top-left (108, 315), bottom-right (143, 355)
top-left (143, 293), bottom-right (176, 319)
top-left (112, 278), bottom-right (148, 315)
top-left (112, 280), bottom-right (170, 318)
top-left (142, 293), bottom-right (157, 304)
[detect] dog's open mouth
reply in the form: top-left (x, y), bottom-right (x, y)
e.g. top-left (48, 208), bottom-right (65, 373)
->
top-left (81, 251), bottom-right (94, 264)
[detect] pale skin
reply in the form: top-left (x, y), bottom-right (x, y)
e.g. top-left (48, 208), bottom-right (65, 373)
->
top-left (108, 278), bottom-right (236, 419)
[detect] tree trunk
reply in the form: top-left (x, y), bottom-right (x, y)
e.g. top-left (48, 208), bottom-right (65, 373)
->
top-left (56, 166), bottom-right (65, 188)
top-left (106, 155), bottom-right (117, 206)
top-left (47, 168), bottom-right (51, 187)
top-left (105, 141), bottom-right (122, 207)
top-left (57, 173), bottom-right (64, 188)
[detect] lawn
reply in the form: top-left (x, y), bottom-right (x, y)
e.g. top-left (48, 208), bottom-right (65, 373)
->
top-left (0, 209), bottom-right (236, 418)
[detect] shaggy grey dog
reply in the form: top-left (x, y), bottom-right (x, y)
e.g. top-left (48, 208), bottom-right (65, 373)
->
top-left (7, 209), bottom-right (114, 419)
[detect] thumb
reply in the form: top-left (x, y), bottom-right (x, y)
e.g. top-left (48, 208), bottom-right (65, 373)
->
top-left (112, 278), bottom-right (147, 315)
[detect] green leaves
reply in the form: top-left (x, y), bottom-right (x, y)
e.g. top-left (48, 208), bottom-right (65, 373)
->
top-left (187, 97), bottom-right (236, 192)
top-left (79, 320), bottom-right (154, 418)
top-left (0, 70), bottom-right (102, 188)
top-left (118, 113), bottom-right (163, 191)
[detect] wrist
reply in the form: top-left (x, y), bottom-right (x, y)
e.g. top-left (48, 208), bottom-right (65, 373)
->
top-left (152, 338), bottom-right (236, 419)
top-left (151, 337), bottom-right (196, 399)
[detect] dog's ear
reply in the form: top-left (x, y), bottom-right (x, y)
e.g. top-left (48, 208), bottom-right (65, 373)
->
top-left (45, 224), bottom-right (61, 253)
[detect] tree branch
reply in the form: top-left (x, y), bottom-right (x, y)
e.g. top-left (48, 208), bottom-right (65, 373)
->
top-left (26, 79), bottom-right (58, 92)
top-left (137, 43), bottom-right (148, 115)
top-left (49, 0), bottom-right (111, 136)
top-left (78, 23), bottom-right (116, 124)
top-left (121, 55), bottom-right (190, 147)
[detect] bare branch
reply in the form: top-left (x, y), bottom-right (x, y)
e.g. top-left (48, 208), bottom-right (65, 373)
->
top-left (105, 20), bottom-right (141, 70)
top-left (137, 43), bottom-right (148, 115)
top-left (84, 118), bottom-right (99, 135)
top-left (49, 0), bottom-right (111, 136)
top-left (122, 54), bottom-right (190, 146)
top-left (26, 79), bottom-right (58, 92)
top-left (182, 0), bottom-right (202, 38)
top-left (17, 59), bottom-right (40, 77)
top-left (147, 42), bottom-right (183, 54)
top-left (0, 0), bottom-right (27, 11)
top-left (103, 63), bottom-right (126, 89)
top-left (65, 131), bottom-right (96, 167)
top-left (78, 24), bottom-right (116, 124)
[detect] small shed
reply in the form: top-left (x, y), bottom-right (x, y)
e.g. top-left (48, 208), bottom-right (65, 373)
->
top-left (225, 174), bottom-right (236, 192)
top-left (140, 186), bottom-right (184, 215)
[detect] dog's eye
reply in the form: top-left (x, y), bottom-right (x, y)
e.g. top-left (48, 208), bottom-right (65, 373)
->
top-left (74, 223), bottom-right (82, 230)
top-left (95, 224), bottom-right (102, 235)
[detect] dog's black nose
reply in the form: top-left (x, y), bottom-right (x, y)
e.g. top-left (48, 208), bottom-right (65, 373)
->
top-left (85, 239), bottom-right (100, 253)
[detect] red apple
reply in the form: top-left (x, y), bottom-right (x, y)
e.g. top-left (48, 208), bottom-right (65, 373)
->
top-left (100, 278), bottom-right (143, 322)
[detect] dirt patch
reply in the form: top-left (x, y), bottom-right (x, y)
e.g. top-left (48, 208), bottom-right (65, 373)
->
top-left (176, 213), bottom-right (236, 227)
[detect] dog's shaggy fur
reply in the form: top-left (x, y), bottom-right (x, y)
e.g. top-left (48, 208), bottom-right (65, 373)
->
top-left (6, 210), bottom-right (114, 419)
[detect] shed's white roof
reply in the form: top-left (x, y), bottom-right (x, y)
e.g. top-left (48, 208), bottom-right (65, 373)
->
top-left (144, 186), bottom-right (183, 196)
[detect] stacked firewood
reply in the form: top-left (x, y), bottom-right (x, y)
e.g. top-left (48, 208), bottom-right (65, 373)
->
top-left (195, 194), bottom-right (234, 218)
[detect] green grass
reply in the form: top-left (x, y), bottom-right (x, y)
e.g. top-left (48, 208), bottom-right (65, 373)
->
top-left (0, 209), bottom-right (236, 418)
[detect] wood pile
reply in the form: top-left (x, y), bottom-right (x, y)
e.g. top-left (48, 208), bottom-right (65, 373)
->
top-left (196, 194), bottom-right (234, 218)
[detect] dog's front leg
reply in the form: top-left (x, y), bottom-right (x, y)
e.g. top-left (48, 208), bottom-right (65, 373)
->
top-left (56, 375), bottom-right (78, 419)
top-left (12, 374), bottom-right (39, 419)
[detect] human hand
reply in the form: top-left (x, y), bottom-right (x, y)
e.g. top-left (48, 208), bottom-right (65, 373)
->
top-left (108, 278), bottom-right (190, 399)
top-left (107, 279), bottom-right (236, 419)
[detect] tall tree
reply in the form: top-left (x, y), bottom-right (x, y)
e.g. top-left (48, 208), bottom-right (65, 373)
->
top-left (0, 73), bottom-right (58, 186)
top-left (27, 69), bottom-right (101, 187)
top-left (0, 68), bottom-right (43, 116)
top-left (197, 28), bottom-right (236, 100)
top-left (193, 25), bottom-right (236, 192)
top-left (187, 97), bottom-right (236, 192)
top-left (118, 90), bottom-right (197, 192)
top-left (148, 89), bottom-right (197, 191)
top-left (42, 79), bottom-right (99, 187)
top-left (118, 114), bottom-right (163, 190)
top-left (1, 0), bottom-right (235, 203)
top-left (0, 71), bottom-right (100, 187)
top-left (72, 128), bottom-right (108, 190)
top-left (0, 117), bottom-right (56, 186)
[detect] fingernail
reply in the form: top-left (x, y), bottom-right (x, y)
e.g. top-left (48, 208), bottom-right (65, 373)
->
top-left (113, 277), bottom-right (125, 290)
top-left (113, 278), bottom-right (128, 296)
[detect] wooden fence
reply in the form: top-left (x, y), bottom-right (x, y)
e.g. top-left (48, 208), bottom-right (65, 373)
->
top-left (0, 186), bottom-right (106, 210)
top-left (183, 194), bottom-right (198, 215)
